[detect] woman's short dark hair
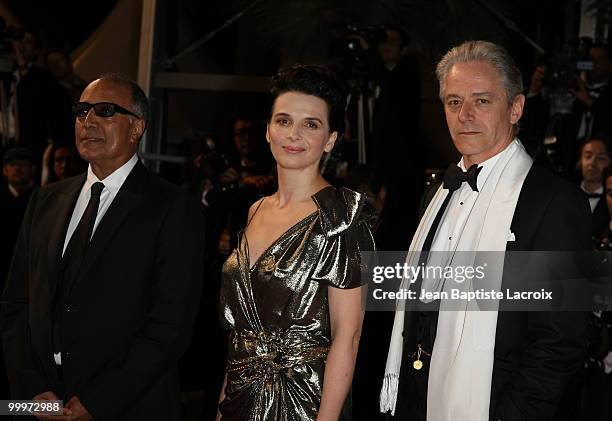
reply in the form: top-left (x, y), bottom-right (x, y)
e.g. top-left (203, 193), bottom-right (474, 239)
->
top-left (269, 64), bottom-right (347, 135)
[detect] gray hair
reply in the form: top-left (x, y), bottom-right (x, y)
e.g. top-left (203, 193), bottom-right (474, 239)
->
top-left (436, 40), bottom-right (523, 103)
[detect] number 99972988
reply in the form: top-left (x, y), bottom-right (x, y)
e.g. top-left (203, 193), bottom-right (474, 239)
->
top-left (1, 400), bottom-right (63, 415)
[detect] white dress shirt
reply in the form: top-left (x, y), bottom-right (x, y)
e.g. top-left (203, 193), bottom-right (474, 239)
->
top-left (580, 181), bottom-right (603, 213)
top-left (62, 154), bottom-right (139, 255)
top-left (55, 154), bottom-right (138, 365)
top-left (430, 148), bottom-right (506, 252)
top-left (426, 141), bottom-right (527, 421)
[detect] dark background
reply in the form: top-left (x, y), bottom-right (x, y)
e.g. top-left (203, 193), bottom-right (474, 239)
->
top-left (4, 0), bottom-right (603, 171)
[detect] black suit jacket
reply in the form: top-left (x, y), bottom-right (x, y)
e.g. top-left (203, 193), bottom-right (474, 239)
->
top-left (591, 195), bottom-right (610, 241)
top-left (394, 165), bottom-right (592, 421)
top-left (1, 161), bottom-right (205, 421)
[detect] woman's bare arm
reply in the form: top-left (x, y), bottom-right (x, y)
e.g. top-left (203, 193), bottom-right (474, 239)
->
top-left (317, 286), bottom-right (364, 421)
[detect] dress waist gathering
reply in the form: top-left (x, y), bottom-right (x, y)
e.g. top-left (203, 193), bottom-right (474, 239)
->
top-left (227, 328), bottom-right (329, 388)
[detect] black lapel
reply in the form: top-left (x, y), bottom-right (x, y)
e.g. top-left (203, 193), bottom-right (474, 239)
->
top-left (593, 196), bottom-right (607, 217)
top-left (46, 174), bottom-right (86, 300)
top-left (592, 197), bottom-right (609, 236)
top-left (506, 166), bottom-right (545, 252)
top-left (65, 161), bottom-right (148, 295)
top-left (496, 166), bottom-right (556, 355)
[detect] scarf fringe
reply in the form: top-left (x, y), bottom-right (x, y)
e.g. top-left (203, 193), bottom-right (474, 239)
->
top-left (379, 373), bottom-right (399, 415)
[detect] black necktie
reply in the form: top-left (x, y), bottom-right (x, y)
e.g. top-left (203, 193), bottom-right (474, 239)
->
top-left (404, 163), bottom-right (483, 367)
top-left (64, 182), bottom-right (105, 258)
top-left (443, 163), bottom-right (482, 193)
top-left (53, 182), bottom-right (104, 355)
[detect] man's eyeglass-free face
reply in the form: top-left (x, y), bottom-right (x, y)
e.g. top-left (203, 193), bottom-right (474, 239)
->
top-left (72, 102), bottom-right (141, 119)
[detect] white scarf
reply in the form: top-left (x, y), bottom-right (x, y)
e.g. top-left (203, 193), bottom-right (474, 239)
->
top-left (380, 140), bottom-right (533, 419)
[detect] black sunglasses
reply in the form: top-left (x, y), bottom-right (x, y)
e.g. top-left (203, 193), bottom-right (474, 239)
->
top-left (72, 102), bottom-right (141, 119)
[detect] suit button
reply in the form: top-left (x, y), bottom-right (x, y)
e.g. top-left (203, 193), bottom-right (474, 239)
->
top-left (66, 305), bottom-right (73, 313)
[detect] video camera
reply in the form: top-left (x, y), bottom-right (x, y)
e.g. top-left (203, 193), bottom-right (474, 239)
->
top-left (332, 23), bottom-right (389, 81)
top-left (543, 37), bottom-right (594, 114)
top-left (340, 24), bottom-right (388, 56)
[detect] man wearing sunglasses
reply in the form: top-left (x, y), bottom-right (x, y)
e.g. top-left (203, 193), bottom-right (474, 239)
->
top-left (1, 73), bottom-right (205, 421)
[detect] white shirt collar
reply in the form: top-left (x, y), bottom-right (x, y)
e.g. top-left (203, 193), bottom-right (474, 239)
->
top-left (7, 182), bottom-right (33, 198)
top-left (84, 154), bottom-right (139, 194)
top-left (458, 139), bottom-right (516, 191)
top-left (580, 181), bottom-right (604, 195)
top-left (7, 184), bottom-right (19, 197)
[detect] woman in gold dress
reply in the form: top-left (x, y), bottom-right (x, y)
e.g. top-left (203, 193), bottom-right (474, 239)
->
top-left (216, 64), bottom-right (375, 420)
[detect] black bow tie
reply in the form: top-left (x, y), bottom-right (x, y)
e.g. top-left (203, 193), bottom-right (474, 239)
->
top-left (584, 192), bottom-right (602, 199)
top-left (443, 163), bottom-right (482, 193)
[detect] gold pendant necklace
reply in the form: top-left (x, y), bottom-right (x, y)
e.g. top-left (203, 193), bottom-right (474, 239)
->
top-left (413, 344), bottom-right (431, 371)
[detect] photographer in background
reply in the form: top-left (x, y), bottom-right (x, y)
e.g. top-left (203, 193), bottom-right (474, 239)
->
top-left (45, 48), bottom-right (87, 102)
top-left (182, 116), bottom-right (274, 419)
top-left (574, 43), bottom-right (612, 139)
top-left (0, 20), bottom-right (72, 163)
top-left (521, 41), bottom-right (612, 173)
top-left (201, 116), bottom-right (275, 255)
top-left (352, 25), bottom-right (424, 250)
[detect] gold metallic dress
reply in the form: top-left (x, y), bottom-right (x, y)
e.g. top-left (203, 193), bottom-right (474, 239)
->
top-left (219, 186), bottom-right (375, 421)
